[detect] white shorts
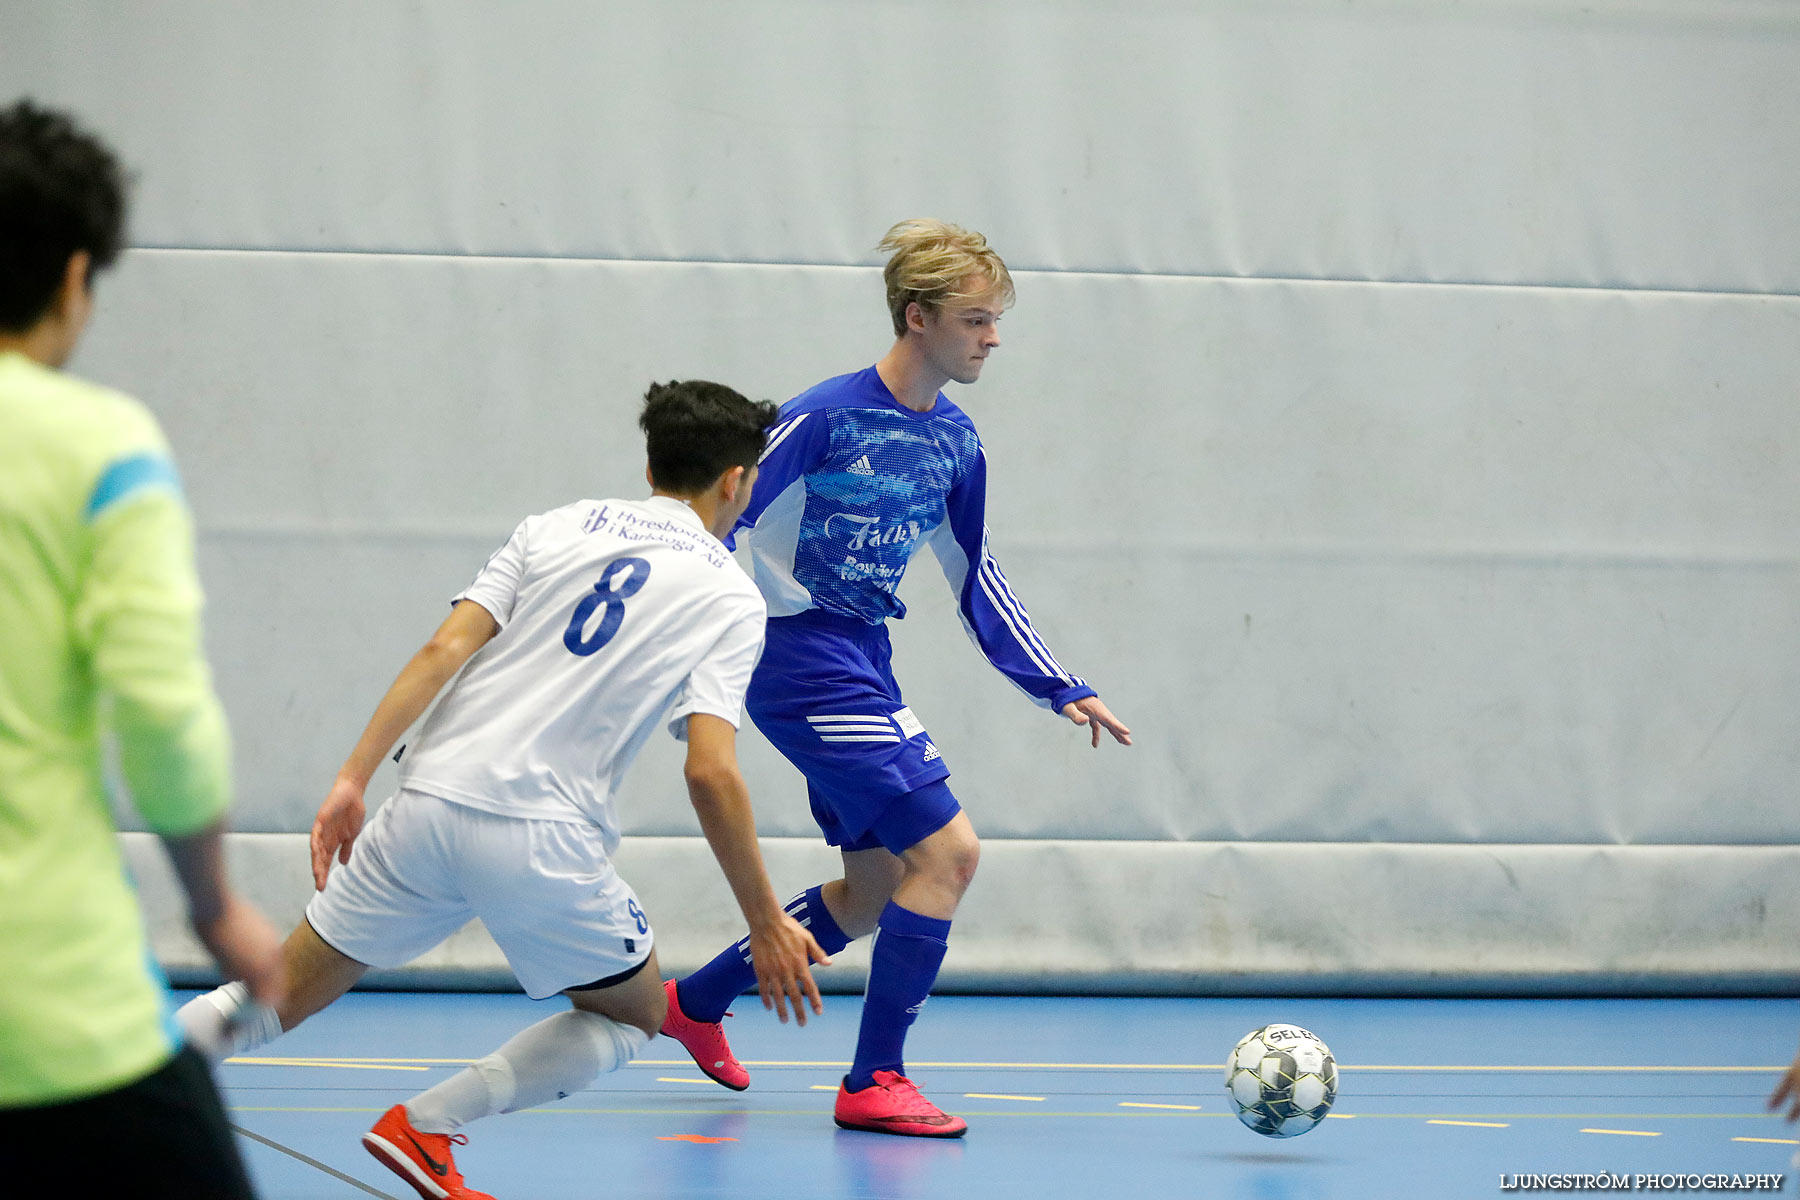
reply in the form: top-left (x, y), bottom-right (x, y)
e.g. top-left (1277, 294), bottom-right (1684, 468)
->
top-left (305, 788), bottom-right (653, 1000)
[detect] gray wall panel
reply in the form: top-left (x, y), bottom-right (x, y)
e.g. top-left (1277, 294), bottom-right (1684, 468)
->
top-left (77, 251), bottom-right (1800, 853)
top-left (4, 2), bottom-right (1795, 290)
top-left (129, 834), bottom-right (1800, 994)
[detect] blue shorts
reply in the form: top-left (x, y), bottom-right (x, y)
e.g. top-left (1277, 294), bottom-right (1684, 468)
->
top-left (747, 610), bottom-right (960, 855)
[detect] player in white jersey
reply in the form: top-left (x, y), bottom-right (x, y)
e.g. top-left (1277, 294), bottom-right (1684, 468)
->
top-left (178, 381), bottom-right (830, 1200)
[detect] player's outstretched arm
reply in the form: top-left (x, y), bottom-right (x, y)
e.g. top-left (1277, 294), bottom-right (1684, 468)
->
top-left (1768, 1043), bottom-right (1800, 1120)
top-left (1061, 695), bottom-right (1133, 749)
top-left (164, 820), bottom-right (287, 1010)
top-left (683, 713), bottom-right (831, 1025)
top-left (310, 599), bottom-right (499, 889)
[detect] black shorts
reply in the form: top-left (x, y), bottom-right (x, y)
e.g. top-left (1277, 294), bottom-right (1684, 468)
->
top-left (0, 1045), bottom-right (257, 1198)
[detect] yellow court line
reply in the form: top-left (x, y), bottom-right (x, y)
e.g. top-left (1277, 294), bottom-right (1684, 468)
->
top-left (1428, 1119), bottom-right (1510, 1129)
top-left (1351, 1065), bottom-right (1781, 1074)
top-left (964, 1093), bottom-right (1045, 1102)
top-left (1119, 1102), bottom-right (1202, 1111)
top-left (231, 1057), bottom-right (477, 1065)
top-left (1734, 1137), bottom-right (1800, 1145)
top-left (1581, 1128), bottom-right (1661, 1137)
top-left (231, 1103), bottom-right (1245, 1119)
top-left (227, 1103), bottom-right (1765, 1127)
top-left (656, 1078), bottom-right (718, 1085)
top-left (226, 1058), bottom-right (428, 1072)
top-left (231, 1055), bottom-right (1788, 1074)
top-left (809, 1085), bottom-right (838, 1092)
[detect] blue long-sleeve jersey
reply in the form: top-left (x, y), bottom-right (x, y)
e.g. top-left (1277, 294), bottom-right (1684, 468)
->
top-left (735, 366), bottom-right (1095, 713)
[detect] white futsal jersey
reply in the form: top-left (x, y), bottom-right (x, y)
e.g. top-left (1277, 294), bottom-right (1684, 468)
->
top-left (397, 495), bottom-right (766, 853)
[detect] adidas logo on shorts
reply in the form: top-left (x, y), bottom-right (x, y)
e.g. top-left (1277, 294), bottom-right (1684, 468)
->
top-left (846, 455), bottom-right (876, 476)
top-left (921, 741), bottom-right (941, 762)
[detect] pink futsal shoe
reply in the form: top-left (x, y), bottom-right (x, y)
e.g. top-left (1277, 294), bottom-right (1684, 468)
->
top-left (833, 1070), bottom-right (968, 1138)
top-left (659, 977), bottom-right (750, 1090)
top-left (362, 1104), bottom-right (496, 1200)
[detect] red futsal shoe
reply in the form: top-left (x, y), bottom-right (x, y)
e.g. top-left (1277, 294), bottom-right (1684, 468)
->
top-left (362, 1104), bottom-right (496, 1200)
top-left (659, 977), bottom-right (750, 1090)
top-left (833, 1070), bottom-right (968, 1138)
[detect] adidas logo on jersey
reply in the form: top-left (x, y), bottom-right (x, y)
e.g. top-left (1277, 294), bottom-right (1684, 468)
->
top-left (920, 741), bottom-right (941, 762)
top-left (846, 455), bottom-right (876, 476)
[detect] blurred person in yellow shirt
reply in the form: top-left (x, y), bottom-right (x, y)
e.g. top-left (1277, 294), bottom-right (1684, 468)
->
top-left (0, 98), bottom-right (283, 1196)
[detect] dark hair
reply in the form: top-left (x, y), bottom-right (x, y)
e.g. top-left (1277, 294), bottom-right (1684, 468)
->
top-left (640, 380), bottom-right (779, 493)
top-left (0, 99), bottom-right (128, 332)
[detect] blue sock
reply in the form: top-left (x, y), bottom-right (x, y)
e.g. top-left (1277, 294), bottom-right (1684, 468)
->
top-left (676, 885), bottom-right (853, 1024)
top-left (846, 902), bottom-right (951, 1092)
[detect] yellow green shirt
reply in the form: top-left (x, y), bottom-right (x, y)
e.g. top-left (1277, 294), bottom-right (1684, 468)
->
top-left (0, 350), bottom-right (231, 1107)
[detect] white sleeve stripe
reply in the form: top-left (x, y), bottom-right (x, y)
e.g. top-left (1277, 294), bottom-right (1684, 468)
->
top-left (758, 412), bottom-right (811, 463)
top-left (820, 734), bottom-right (903, 743)
top-left (978, 552), bottom-right (1078, 687)
top-left (975, 563), bottom-right (1062, 681)
top-left (806, 713), bottom-right (891, 723)
top-left (932, 498), bottom-right (1078, 699)
top-left (811, 724), bottom-right (897, 734)
top-left (978, 530), bottom-right (1076, 682)
top-left (982, 554), bottom-right (1078, 684)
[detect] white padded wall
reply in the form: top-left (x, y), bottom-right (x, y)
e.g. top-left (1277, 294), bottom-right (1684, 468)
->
top-left (6, 1), bottom-right (1796, 990)
top-left (6, 2), bottom-right (1798, 288)
top-left (67, 254), bottom-right (1800, 847)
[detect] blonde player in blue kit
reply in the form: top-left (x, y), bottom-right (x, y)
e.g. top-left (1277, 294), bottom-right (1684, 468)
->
top-left (180, 382), bottom-right (830, 1200)
top-left (660, 220), bottom-right (1132, 1138)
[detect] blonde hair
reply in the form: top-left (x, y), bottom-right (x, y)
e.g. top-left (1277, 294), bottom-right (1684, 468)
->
top-left (878, 218), bottom-right (1015, 336)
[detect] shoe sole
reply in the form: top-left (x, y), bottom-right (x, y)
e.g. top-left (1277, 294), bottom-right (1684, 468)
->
top-left (363, 1132), bottom-right (452, 1200)
top-left (661, 1027), bottom-right (749, 1091)
top-left (833, 1116), bottom-right (968, 1138)
top-left (694, 1060), bottom-right (750, 1091)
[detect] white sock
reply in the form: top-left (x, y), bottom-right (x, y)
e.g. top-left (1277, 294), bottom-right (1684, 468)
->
top-left (175, 981), bottom-right (283, 1062)
top-left (404, 1010), bottom-right (648, 1134)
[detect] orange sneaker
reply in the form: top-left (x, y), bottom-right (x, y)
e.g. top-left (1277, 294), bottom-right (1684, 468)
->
top-left (833, 1070), bottom-right (968, 1138)
top-left (362, 1104), bottom-right (496, 1200)
top-left (659, 978), bottom-right (749, 1090)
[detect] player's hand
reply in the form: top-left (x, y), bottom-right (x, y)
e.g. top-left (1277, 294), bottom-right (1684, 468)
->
top-left (1061, 696), bottom-right (1132, 748)
top-left (310, 777), bottom-right (367, 891)
top-left (192, 891), bottom-right (287, 1011)
top-left (1768, 1047), bottom-right (1800, 1121)
top-left (746, 911), bottom-right (831, 1027)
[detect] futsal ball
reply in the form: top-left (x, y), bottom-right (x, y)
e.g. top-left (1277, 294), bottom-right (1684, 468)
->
top-left (1224, 1023), bottom-right (1338, 1138)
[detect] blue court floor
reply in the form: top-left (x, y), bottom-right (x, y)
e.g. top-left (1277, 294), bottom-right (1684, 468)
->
top-left (200, 990), bottom-right (1800, 1199)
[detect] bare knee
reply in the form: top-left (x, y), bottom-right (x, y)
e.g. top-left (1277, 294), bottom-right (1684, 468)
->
top-left (566, 954), bottom-right (665, 1039)
top-left (570, 989), bottom-right (661, 1040)
top-left (906, 819), bottom-right (980, 899)
top-left (934, 829), bottom-right (980, 896)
